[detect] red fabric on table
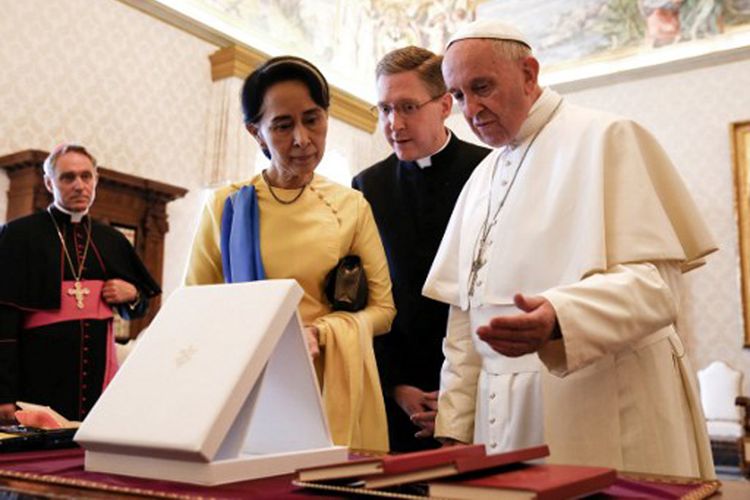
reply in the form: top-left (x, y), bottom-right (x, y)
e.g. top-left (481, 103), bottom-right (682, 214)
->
top-left (602, 476), bottom-right (719, 498)
top-left (0, 449), bottom-right (720, 499)
top-left (0, 448), bottom-right (335, 499)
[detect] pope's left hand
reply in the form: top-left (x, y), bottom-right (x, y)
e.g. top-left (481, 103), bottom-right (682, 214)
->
top-left (101, 279), bottom-right (138, 305)
top-left (477, 293), bottom-right (558, 357)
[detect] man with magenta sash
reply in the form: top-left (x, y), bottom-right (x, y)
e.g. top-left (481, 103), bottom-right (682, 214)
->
top-left (0, 143), bottom-right (160, 422)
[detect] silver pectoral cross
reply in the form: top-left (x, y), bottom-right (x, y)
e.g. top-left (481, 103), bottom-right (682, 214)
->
top-left (468, 253), bottom-right (487, 298)
top-left (67, 280), bottom-right (90, 309)
top-left (468, 229), bottom-right (493, 297)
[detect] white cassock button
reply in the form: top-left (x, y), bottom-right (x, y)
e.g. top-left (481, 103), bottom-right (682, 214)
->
top-left (490, 417), bottom-right (496, 424)
top-left (489, 392), bottom-right (496, 400)
top-left (490, 442), bottom-right (498, 449)
top-left (504, 160), bottom-right (511, 167)
top-left (501, 180), bottom-right (509, 186)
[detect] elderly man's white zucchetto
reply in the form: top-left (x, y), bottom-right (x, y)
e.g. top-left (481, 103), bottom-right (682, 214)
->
top-left (446, 19), bottom-right (533, 50)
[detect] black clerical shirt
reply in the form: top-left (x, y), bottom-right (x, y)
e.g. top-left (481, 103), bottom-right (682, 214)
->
top-left (353, 133), bottom-right (489, 450)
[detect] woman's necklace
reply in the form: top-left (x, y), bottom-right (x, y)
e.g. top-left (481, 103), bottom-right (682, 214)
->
top-left (467, 98), bottom-right (564, 299)
top-left (262, 169), bottom-right (308, 205)
top-left (48, 207), bottom-right (93, 309)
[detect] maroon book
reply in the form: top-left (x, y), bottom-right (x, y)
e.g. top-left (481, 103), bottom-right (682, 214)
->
top-left (296, 443), bottom-right (485, 482)
top-left (429, 463), bottom-right (616, 499)
top-left (360, 444), bottom-right (550, 489)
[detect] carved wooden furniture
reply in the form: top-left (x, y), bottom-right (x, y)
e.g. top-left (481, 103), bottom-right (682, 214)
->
top-left (0, 149), bottom-right (187, 338)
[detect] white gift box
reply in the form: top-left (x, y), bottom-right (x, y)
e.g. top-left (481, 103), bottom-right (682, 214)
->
top-left (74, 280), bottom-right (348, 485)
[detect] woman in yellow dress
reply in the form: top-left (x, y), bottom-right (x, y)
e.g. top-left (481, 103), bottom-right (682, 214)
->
top-left (185, 56), bottom-right (395, 452)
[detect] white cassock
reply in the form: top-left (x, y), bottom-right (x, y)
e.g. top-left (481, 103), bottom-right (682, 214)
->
top-left (424, 88), bottom-right (718, 478)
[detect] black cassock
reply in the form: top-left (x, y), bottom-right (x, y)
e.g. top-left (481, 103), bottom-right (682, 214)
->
top-left (353, 133), bottom-right (489, 451)
top-left (0, 207), bottom-right (160, 420)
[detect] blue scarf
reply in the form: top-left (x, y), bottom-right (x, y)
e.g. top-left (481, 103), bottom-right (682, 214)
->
top-left (220, 185), bottom-right (266, 282)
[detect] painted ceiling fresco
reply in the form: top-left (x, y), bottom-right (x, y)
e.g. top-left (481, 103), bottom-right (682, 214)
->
top-left (153, 0), bottom-right (750, 97)
top-left (480, 0), bottom-right (750, 68)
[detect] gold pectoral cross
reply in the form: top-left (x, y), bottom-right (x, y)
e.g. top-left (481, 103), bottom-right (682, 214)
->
top-left (67, 280), bottom-right (90, 309)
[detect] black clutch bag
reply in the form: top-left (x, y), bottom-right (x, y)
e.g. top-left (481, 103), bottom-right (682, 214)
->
top-left (325, 255), bottom-right (368, 312)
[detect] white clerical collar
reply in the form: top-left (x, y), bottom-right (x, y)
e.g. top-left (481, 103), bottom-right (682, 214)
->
top-left (509, 88), bottom-right (562, 149)
top-left (415, 129), bottom-right (452, 168)
top-left (53, 201), bottom-right (89, 223)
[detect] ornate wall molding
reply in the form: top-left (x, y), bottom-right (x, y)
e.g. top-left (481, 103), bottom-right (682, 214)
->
top-left (209, 45), bottom-right (265, 81)
top-left (209, 45), bottom-right (376, 133)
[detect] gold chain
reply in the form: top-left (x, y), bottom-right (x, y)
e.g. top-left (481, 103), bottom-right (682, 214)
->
top-left (261, 169), bottom-right (307, 205)
top-left (47, 207), bottom-right (93, 281)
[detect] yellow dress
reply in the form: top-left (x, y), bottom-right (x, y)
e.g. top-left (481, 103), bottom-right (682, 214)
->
top-left (185, 173), bottom-right (395, 451)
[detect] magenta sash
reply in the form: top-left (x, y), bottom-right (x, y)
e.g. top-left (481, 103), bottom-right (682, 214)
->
top-left (22, 280), bottom-right (118, 390)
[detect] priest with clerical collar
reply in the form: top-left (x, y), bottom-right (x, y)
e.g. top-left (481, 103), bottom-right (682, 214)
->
top-left (0, 143), bottom-right (160, 422)
top-left (353, 46), bottom-right (489, 452)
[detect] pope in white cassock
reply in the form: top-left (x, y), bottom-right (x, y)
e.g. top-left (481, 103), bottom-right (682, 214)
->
top-left (423, 19), bottom-right (718, 479)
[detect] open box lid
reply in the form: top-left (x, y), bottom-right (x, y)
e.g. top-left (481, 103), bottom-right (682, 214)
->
top-left (74, 280), bottom-right (335, 463)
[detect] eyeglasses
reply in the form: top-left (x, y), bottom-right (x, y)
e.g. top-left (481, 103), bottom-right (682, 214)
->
top-left (370, 94), bottom-right (444, 118)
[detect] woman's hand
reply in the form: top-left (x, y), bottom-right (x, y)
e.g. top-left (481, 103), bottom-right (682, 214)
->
top-left (304, 325), bottom-right (320, 359)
